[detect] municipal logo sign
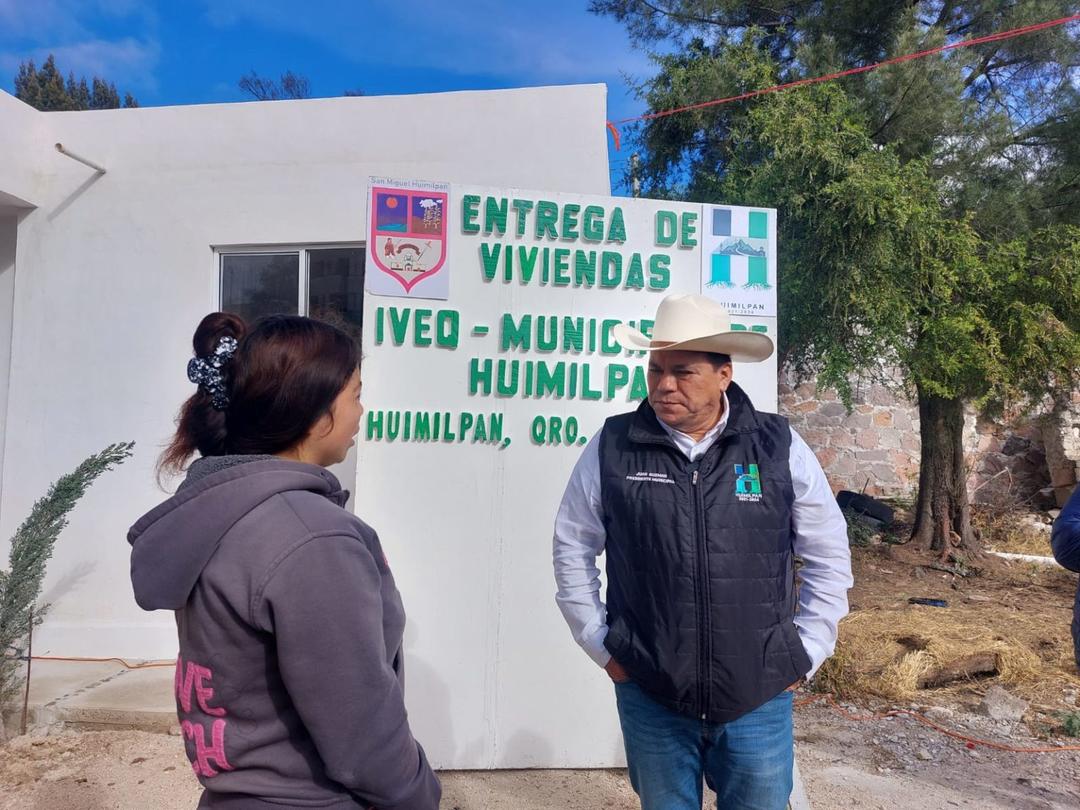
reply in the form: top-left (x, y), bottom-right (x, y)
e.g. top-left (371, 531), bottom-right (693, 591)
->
top-left (369, 181), bottom-right (449, 296)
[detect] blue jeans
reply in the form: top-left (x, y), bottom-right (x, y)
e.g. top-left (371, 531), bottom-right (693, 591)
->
top-left (615, 681), bottom-right (794, 810)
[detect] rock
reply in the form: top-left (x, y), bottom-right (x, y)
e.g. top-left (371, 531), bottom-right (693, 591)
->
top-left (821, 402), bottom-right (848, 418)
top-left (1002, 435), bottom-right (1032, 456)
top-left (1049, 509), bottom-right (1061, 520)
top-left (981, 685), bottom-right (1028, 722)
top-left (917, 749), bottom-right (932, 761)
top-left (924, 706), bottom-right (956, 722)
top-left (42, 766), bottom-right (77, 783)
top-left (1019, 514), bottom-right (1053, 534)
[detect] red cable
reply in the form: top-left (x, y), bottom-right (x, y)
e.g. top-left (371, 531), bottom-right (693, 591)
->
top-left (606, 121), bottom-right (621, 151)
top-left (607, 13), bottom-right (1080, 146)
top-left (31, 655), bottom-right (175, 669)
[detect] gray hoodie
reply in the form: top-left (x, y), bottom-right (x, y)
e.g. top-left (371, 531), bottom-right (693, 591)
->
top-left (128, 456), bottom-right (441, 810)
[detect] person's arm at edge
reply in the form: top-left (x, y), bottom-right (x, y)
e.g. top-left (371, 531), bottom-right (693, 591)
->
top-left (553, 433), bottom-right (613, 670)
top-left (789, 428), bottom-right (854, 678)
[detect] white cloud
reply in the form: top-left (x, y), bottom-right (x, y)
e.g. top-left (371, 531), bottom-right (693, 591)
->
top-left (0, 0), bottom-right (152, 38)
top-left (200, 0), bottom-right (650, 87)
top-left (0, 0), bottom-right (159, 90)
top-left (0, 0), bottom-right (85, 40)
top-left (491, 18), bottom-right (653, 83)
top-left (1, 38), bottom-right (160, 95)
top-left (45, 37), bottom-right (161, 90)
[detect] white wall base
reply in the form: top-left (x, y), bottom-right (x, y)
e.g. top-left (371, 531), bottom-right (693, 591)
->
top-left (29, 620), bottom-right (178, 662)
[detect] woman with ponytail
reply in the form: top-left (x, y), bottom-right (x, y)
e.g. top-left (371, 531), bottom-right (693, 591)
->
top-left (129, 313), bottom-right (440, 810)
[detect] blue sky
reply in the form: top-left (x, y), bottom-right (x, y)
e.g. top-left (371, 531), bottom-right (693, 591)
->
top-left (0, 0), bottom-right (654, 191)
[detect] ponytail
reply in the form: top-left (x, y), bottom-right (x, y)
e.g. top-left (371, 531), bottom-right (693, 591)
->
top-left (159, 312), bottom-right (358, 479)
top-left (159, 312), bottom-right (247, 477)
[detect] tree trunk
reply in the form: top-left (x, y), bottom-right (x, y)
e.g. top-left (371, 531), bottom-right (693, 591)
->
top-left (911, 388), bottom-right (979, 554)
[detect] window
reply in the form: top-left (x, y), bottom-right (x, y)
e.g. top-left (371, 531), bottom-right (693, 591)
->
top-left (218, 246), bottom-right (365, 346)
top-left (307, 248), bottom-right (365, 348)
top-left (220, 253), bottom-right (300, 322)
top-left (217, 245), bottom-right (366, 510)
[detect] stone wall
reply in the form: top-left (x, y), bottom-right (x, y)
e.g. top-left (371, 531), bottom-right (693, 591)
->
top-left (1043, 392), bottom-right (1080, 507)
top-left (777, 369), bottom-right (1076, 503)
top-left (778, 371), bottom-right (920, 496)
top-left (968, 413), bottom-right (1048, 507)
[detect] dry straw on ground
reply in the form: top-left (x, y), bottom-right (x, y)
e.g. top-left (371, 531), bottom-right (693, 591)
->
top-left (973, 505), bottom-right (1055, 556)
top-left (816, 601), bottom-right (1079, 704)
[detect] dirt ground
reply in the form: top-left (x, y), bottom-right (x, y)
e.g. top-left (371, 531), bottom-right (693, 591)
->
top-left (817, 537), bottom-right (1080, 718)
top-left (3, 545), bottom-right (1079, 809)
top-left (2, 700), bottom-right (1079, 809)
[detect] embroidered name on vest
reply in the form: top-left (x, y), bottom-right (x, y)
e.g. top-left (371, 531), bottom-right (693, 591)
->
top-left (625, 471), bottom-right (676, 484)
top-left (734, 463), bottom-right (763, 502)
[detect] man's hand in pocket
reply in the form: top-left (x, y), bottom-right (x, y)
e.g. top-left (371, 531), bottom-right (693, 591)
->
top-left (605, 658), bottom-right (631, 683)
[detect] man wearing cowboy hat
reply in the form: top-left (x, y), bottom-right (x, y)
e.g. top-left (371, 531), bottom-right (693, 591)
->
top-left (553, 293), bottom-right (852, 810)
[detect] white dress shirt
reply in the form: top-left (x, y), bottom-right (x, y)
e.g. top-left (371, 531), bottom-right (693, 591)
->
top-left (553, 393), bottom-right (853, 677)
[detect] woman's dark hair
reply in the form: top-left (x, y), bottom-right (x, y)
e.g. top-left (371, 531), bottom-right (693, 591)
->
top-left (160, 312), bottom-right (359, 476)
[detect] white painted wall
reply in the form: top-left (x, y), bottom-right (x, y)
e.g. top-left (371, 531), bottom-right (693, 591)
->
top-left (0, 216), bottom-right (18, 518)
top-left (0, 86), bottom-right (610, 672)
top-left (0, 92), bottom-right (40, 546)
top-left (0, 91), bottom-right (44, 208)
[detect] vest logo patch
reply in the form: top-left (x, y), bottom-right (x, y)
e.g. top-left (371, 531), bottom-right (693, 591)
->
top-left (625, 471), bottom-right (676, 485)
top-left (734, 463), bottom-right (762, 502)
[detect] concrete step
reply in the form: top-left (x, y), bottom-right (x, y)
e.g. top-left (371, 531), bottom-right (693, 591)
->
top-left (3, 659), bottom-right (176, 734)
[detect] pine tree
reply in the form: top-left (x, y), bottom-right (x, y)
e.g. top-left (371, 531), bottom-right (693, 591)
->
top-left (37, 55), bottom-right (73, 112)
top-left (13, 60), bottom-right (42, 109)
top-left (76, 78), bottom-right (91, 110)
top-left (12, 55), bottom-right (138, 111)
top-left (90, 78), bottom-right (120, 110)
top-left (66, 72), bottom-right (91, 110)
top-left (0, 443), bottom-right (135, 718)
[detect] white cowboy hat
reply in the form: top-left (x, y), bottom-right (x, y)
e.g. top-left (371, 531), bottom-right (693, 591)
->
top-left (612, 294), bottom-right (774, 363)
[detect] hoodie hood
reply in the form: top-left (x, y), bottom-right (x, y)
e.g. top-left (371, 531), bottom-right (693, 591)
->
top-left (128, 456), bottom-right (348, 611)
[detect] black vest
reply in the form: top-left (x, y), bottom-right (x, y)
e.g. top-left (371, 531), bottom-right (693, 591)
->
top-left (599, 382), bottom-right (811, 722)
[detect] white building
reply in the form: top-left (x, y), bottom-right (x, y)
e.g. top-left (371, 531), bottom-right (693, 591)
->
top-left (0, 85), bottom-right (613, 766)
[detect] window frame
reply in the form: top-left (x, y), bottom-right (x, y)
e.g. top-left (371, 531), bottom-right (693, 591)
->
top-left (213, 242), bottom-right (365, 316)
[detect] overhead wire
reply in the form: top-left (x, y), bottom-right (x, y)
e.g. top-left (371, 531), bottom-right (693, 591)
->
top-left (606, 13), bottom-right (1080, 149)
